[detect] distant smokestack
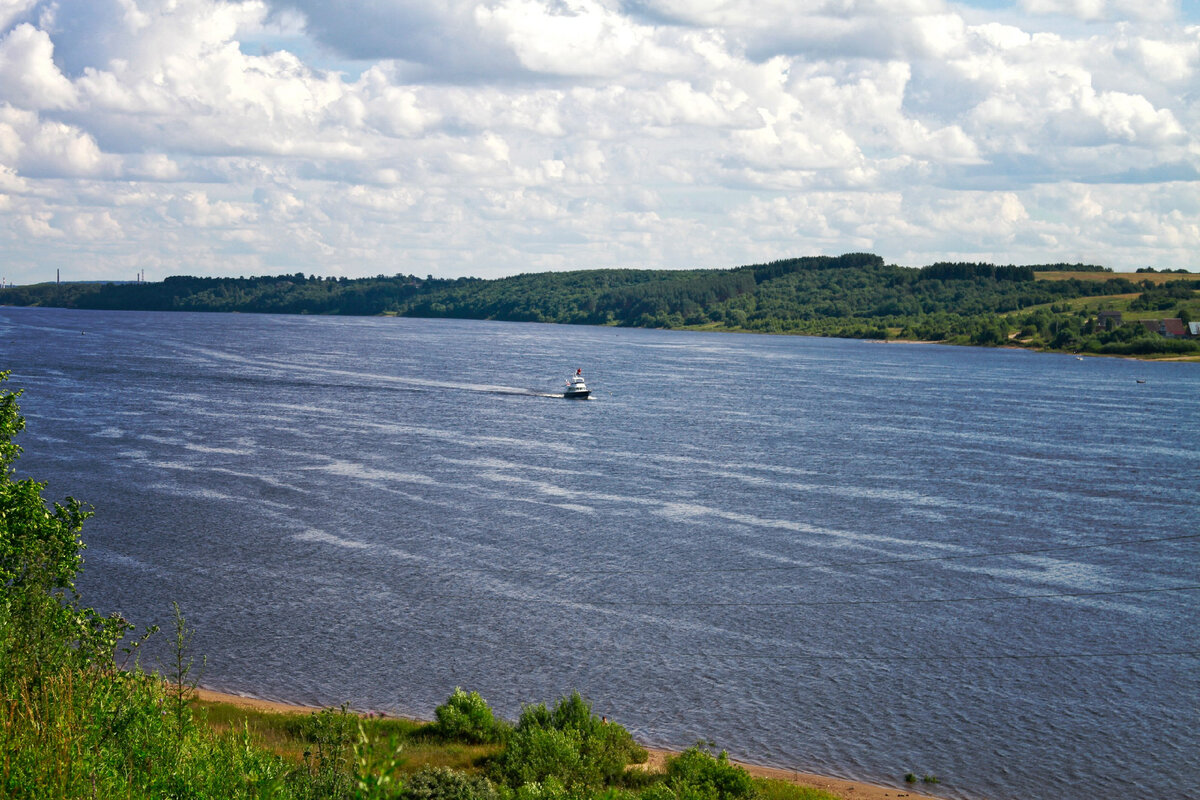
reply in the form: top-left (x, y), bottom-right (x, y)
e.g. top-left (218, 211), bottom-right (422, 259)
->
top-left (57, 269), bottom-right (60, 284)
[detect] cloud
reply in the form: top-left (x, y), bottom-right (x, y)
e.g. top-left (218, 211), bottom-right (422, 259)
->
top-left (16, 209), bottom-right (63, 237)
top-left (31, 0), bottom-right (270, 75)
top-left (476, 0), bottom-right (703, 77)
top-left (270, 0), bottom-right (525, 77)
top-left (126, 153), bottom-right (182, 180)
top-left (0, 105), bottom-right (111, 176)
top-left (167, 190), bottom-right (256, 226)
top-left (1123, 35), bottom-right (1198, 84)
top-left (622, 0), bottom-right (974, 62)
top-left (1018, 0), bottom-right (1178, 22)
top-left (61, 209), bottom-right (124, 239)
top-left (0, 162), bottom-right (25, 191)
top-left (0, 0), bottom-right (1195, 283)
top-left (0, 23), bottom-right (76, 108)
top-left (355, 66), bottom-right (442, 136)
top-left (0, 0), bottom-right (37, 31)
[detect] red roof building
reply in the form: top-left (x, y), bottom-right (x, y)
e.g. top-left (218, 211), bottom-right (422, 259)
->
top-left (1162, 318), bottom-right (1187, 338)
top-left (1141, 318), bottom-right (1188, 338)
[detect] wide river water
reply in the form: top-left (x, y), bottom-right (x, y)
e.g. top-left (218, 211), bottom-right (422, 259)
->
top-left (2, 306), bottom-right (1197, 800)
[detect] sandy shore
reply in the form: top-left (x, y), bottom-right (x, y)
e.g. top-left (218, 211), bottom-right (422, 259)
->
top-left (193, 687), bottom-right (937, 800)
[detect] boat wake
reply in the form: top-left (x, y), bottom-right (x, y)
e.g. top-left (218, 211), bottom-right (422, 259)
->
top-left (478, 371), bottom-right (593, 400)
top-left (477, 387), bottom-right (582, 400)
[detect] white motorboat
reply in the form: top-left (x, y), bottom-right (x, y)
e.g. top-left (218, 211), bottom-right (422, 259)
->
top-left (564, 370), bottom-right (590, 399)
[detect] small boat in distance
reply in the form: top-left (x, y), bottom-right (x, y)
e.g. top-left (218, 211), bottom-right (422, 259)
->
top-left (564, 369), bottom-right (590, 399)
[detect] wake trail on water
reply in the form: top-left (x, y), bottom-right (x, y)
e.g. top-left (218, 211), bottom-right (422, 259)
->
top-left (480, 387), bottom-right (570, 399)
top-left (172, 343), bottom-right (587, 400)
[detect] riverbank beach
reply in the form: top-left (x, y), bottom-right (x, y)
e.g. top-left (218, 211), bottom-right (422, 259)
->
top-left (194, 688), bottom-right (938, 800)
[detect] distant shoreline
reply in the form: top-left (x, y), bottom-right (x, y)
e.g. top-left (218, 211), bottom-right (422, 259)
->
top-left (4, 257), bottom-right (1197, 362)
top-left (5, 300), bottom-right (1196, 362)
top-left (194, 686), bottom-right (939, 800)
top-left (866, 336), bottom-right (1200, 362)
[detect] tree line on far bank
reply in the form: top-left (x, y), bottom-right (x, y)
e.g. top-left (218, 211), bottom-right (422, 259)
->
top-left (2, 254), bottom-right (1197, 355)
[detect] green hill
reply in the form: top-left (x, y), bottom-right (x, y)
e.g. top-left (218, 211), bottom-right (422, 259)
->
top-left (3, 254), bottom-right (1198, 356)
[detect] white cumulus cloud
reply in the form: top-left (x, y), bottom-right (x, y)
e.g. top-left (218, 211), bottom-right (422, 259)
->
top-left (0, 0), bottom-right (1194, 282)
top-left (0, 23), bottom-right (76, 108)
top-left (1019, 0), bottom-right (1178, 22)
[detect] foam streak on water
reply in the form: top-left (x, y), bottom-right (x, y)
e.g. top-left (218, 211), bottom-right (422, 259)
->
top-left (2, 308), bottom-right (1197, 800)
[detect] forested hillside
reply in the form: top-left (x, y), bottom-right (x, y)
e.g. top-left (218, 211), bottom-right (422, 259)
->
top-left (3, 254), bottom-right (1198, 356)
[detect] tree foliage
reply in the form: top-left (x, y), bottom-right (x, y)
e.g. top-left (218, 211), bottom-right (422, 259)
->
top-left (0, 374), bottom-right (90, 593)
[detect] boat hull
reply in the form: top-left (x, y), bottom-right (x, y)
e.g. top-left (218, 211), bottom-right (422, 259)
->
top-left (564, 389), bottom-right (590, 399)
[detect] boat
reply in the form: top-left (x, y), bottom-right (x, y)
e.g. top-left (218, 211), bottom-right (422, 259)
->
top-left (564, 369), bottom-right (590, 399)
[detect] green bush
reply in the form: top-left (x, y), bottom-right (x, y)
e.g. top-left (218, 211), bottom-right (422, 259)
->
top-left (615, 766), bottom-right (661, 790)
top-left (654, 746), bottom-right (757, 800)
top-left (492, 725), bottom-right (584, 790)
top-left (297, 706), bottom-right (358, 798)
top-left (1099, 337), bottom-right (1199, 355)
top-left (506, 775), bottom-right (571, 800)
top-left (406, 766), bottom-right (498, 800)
top-left (434, 688), bottom-right (508, 744)
top-left (490, 692), bottom-right (646, 793)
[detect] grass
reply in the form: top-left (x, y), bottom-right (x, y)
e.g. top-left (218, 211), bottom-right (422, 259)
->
top-left (753, 777), bottom-right (842, 800)
top-left (194, 697), bottom-right (498, 772)
top-left (1001, 292), bottom-right (1160, 318)
top-left (190, 698), bottom-right (843, 800)
top-left (1001, 288), bottom-right (1198, 320)
top-left (4, 657), bottom-right (848, 800)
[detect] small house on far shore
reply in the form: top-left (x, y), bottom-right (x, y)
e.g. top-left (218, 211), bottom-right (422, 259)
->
top-left (1140, 318), bottom-right (1188, 338)
top-left (1097, 310), bottom-right (1122, 330)
top-left (1190, 322), bottom-right (1200, 337)
top-left (1163, 318), bottom-right (1187, 338)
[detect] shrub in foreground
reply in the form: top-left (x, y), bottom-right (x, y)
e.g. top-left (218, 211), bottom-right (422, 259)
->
top-left (490, 692), bottom-right (647, 793)
top-left (434, 687), bottom-right (509, 744)
top-left (643, 746), bottom-right (757, 800)
top-left (406, 765), bottom-right (499, 800)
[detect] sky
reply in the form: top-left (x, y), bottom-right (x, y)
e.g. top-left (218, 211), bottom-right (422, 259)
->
top-left (0, 0), bottom-right (1197, 283)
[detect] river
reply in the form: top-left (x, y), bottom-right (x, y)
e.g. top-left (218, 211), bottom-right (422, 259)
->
top-left (2, 306), bottom-right (1197, 800)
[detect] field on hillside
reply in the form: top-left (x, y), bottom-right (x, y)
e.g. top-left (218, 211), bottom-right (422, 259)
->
top-left (1035, 271), bottom-right (1197, 284)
